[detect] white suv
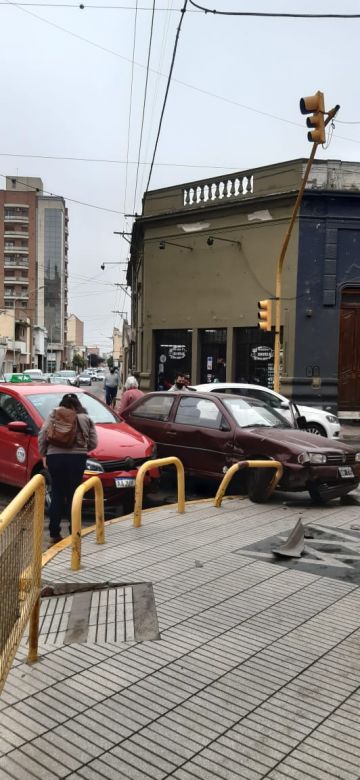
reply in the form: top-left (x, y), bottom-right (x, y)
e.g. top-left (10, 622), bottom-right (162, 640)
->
top-left (190, 383), bottom-right (340, 439)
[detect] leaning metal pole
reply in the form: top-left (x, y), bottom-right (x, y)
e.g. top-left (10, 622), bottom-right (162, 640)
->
top-left (273, 105), bottom-right (340, 393)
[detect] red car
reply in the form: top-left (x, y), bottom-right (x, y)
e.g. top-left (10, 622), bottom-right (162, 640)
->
top-left (0, 384), bottom-right (157, 509)
top-left (122, 391), bottom-right (360, 504)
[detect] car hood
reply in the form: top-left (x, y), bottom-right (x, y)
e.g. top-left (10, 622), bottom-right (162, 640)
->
top-left (297, 404), bottom-right (336, 420)
top-left (243, 426), bottom-right (356, 455)
top-left (89, 422), bottom-right (154, 460)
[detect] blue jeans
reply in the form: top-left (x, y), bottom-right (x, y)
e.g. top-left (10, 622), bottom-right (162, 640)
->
top-left (46, 453), bottom-right (87, 537)
top-left (105, 385), bottom-right (117, 406)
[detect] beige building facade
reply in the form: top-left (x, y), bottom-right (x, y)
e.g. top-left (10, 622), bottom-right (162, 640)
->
top-left (128, 159), bottom-right (300, 392)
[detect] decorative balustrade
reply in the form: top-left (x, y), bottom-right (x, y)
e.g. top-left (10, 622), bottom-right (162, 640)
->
top-left (183, 172), bottom-right (253, 207)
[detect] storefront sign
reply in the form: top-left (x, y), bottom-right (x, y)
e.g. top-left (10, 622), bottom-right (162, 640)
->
top-left (168, 346), bottom-right (186, 360)
top-left (251, 346), bottom-right (274, 362)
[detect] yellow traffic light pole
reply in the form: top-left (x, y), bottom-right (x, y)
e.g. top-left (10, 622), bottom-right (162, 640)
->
top-left (273, 98), bottom-right (340, 393)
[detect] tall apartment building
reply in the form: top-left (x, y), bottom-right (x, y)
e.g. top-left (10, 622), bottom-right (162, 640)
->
top-left (0, 176), bottom-right (68, 372)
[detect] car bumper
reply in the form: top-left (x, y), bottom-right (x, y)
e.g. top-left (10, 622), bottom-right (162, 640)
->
top-left (82, 466), bottom-right (160, 502)
top-left (281, 462), bottom-right (360, 490)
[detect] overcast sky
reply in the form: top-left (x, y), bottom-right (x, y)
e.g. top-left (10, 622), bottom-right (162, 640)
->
top-left (1, 0), bottom-right (360, 350)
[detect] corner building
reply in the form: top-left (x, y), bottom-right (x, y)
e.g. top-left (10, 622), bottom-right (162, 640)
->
top-left (128, 158), bottom-right (360, 415)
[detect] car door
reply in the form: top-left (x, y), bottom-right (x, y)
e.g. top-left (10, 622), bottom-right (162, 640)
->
top-left (125, 394), bottom-right (177, 450)
top-left (167, 395), bottom-right (235, 478)
top-left (0, 392), bottom-right (35, 486)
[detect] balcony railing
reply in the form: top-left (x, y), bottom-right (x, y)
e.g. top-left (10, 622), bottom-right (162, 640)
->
top-left (183, 172), bottom-right (253, 207)
top-left (4, 215), bottom-right (29, 223)
top-left (4, 230), bottom-right (29, 239)
top-left (4, 292), bottom-right (29, 300)
top-left (4, 259), bottom-right (29, 268)
top-left (4, 277), bottom-right (29, 285)
top-left (3, 247), bottom-right (28, 254)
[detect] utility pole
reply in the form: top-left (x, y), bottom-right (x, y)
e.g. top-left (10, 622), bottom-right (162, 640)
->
top-left (272, 93), bottom-right (340, 392)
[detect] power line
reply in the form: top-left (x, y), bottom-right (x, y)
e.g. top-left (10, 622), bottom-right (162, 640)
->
top-left (123, 0), bottom-right (139, 215)
top-left (0, 2), bottom-right (198, 8)
top-left (188, 1), bottom-right (360, 19)
top-left (0, 173), bottom-right (124, 213)
top-left (0, 151), bottom-right (249, 167)
top-left (145, 0), bottom-right (188, 192)
top-left (5, 0), bottom-right (360, 147)
top-left (133, 0), bottom-right (156, 211)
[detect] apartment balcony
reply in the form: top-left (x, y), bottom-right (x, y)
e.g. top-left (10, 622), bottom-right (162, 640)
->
top-left (14, 340), bottom-right (28, 355)
top-left (4, 230), bottom-right (29, 239)
top-left (4, 215), bottom-right (29, 225)
top-left (3, 247), bottom-right (28, 255)
top-left (4, 258), bottom-right (29, 268)
top-left (4, 276), bottom-right (29, 285)
top-left (4, 291), bottom-right (29, 300)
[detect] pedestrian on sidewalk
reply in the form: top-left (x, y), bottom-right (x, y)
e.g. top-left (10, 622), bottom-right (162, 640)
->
top-left (117, 375), bottom-right (144, 415)
top-left (104, 366), bottom-right (119, 407)
top-left (38, 393), bottom-right (98, 546)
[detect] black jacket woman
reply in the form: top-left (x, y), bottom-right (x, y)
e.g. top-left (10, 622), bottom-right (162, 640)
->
top-left (38, 393), bottom-right (98, 545)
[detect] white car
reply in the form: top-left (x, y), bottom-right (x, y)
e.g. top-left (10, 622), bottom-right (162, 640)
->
top-left (189, 383), bottom-right (340, 439)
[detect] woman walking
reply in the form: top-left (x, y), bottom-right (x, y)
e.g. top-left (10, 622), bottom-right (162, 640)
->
top-left (38, 393), bottom-right (98, 546)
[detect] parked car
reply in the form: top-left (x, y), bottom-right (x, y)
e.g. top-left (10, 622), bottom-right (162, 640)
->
top-left (0, 384), bottom-right (157, 509)
top-left (190, 382), bottom-right (340, 439)
top-left (74, 372), bottom-right (92, 387)
top-left (121, 391), bottom-right (360, 504)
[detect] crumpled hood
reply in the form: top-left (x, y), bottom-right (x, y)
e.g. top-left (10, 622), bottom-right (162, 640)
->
top-left (88, 422), bottom-right (154, 460)
top-left (245, 426), bottom-right (356, 456)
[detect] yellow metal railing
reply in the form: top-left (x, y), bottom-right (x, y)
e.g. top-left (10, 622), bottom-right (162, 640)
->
top-left (134, 457), bottom-right (185, 528)
top-left (71, 476), bottom-right (104, 571)
top-left (0, 473), bottom-right (45, 693)
top-left (214, 460), bottom-right (283, 507)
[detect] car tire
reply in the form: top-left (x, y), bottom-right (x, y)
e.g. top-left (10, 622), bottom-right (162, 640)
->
top-left (306, 422), bottom-right (327, 437)
top-left (247, 463), bottom-right (276, 503)
top-left (308, 484), bottom-right (329, 505)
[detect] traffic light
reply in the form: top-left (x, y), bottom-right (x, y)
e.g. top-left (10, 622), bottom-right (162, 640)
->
top-left (258, 299), bottom-right (272, 332)
top-left (300, 91), bottom-right (325, 144)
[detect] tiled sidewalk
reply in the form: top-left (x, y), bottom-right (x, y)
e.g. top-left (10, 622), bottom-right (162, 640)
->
top-left (1, 496), bottom-right (360, 779)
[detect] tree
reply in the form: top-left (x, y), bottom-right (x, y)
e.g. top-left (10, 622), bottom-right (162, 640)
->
top-left (88, 353), bottom-right (102, 368)
top-left (72, 353), bottom-right (86, 371)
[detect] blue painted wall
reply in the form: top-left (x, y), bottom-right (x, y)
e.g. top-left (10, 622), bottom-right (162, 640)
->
top-left (292, 192), bottom-right (360, 410)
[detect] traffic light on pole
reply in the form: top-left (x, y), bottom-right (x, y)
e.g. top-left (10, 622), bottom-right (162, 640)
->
top-left (258, 299), bottom-right (272, 331)
top-left (300, 91), bottom-right (325, 144)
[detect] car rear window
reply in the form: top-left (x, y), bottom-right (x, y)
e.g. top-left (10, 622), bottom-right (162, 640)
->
top-left (27, 392), bottom-right (117, 423)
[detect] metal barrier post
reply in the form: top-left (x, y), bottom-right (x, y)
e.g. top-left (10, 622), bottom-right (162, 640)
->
top-left (214, 460), bottom-right (283, 507)
top-left (0, 474), bottom-right (45, 691)
top-left (71, 476), bottom-right (104, 571)
top-left (134, 457), bottom-right (185, 528)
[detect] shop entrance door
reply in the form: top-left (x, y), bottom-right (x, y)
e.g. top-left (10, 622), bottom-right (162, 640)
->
top-left (338, 289), bottom-right (360, 410)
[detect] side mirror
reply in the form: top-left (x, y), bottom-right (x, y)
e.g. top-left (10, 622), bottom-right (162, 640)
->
top-left (296, 415), bottom-right (307, 430)
top-left (8, 421), bottom-right (29, 433)
top-left (280, 401), bottom-right (290, 410)
top-left (220, 419), bottom-right (231, 432)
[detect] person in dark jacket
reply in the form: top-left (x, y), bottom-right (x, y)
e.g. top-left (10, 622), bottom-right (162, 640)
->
top-left (38, 393), bottom-right (98, 546)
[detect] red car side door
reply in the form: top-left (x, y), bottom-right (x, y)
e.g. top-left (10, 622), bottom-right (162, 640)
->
top-left (0, 391), bottom-right (34, 486)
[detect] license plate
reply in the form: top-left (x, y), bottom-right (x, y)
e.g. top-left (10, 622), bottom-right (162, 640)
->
top-left (115, 478), bottom-right (136, 488)
top-left (338, 466), bottom-right (354, 479)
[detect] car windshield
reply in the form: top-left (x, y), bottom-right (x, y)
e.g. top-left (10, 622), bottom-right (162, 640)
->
top-left (224, 397), bottom-right (291, 429)
top-left (26, 392), bottom-right (117, 423)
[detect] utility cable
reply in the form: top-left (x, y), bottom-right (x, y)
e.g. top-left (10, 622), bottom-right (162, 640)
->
top-left (5, 0), bottom-right (360, 147)
top-left (0, 173), bottom-right (124, 214)
top-left (133, 0), bottom-right (156, 211)
top-left (0, 151), bottom-right (245, 168)
top-left (123, 0), bottom-right (139, 215)
top-left (188, 1), bottom-right (360, 19)
top-left (145, 0), bottom-right (188, 192)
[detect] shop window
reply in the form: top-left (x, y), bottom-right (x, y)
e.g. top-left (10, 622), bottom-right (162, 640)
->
top-left (155, 329), bottom-right (192, 390)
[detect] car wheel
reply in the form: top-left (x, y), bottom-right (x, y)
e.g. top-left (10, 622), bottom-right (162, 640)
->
top-left (39, 468), bottom-right (52, 512)
top-left (247, 463), bottom-right (276, 503)
top-left (308, 484), bottom-right (329, 505)
top-left (306, 422), bottom-right (327, 437)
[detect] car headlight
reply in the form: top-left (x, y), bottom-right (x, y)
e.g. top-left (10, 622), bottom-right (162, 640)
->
top-left (298, 452), bottom-right (327, 465)
top-left (355, 453), bottom-right (360, 463)
top-left (326, 414), bottom-right (338, 423)
top-left (85, 458), bottom-right (104, 473)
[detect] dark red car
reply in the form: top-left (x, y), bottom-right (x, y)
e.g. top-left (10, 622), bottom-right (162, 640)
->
top-left (121, 391), bottom-right (360, 504)
top-left (0, 384), bottom-right (157, 509)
